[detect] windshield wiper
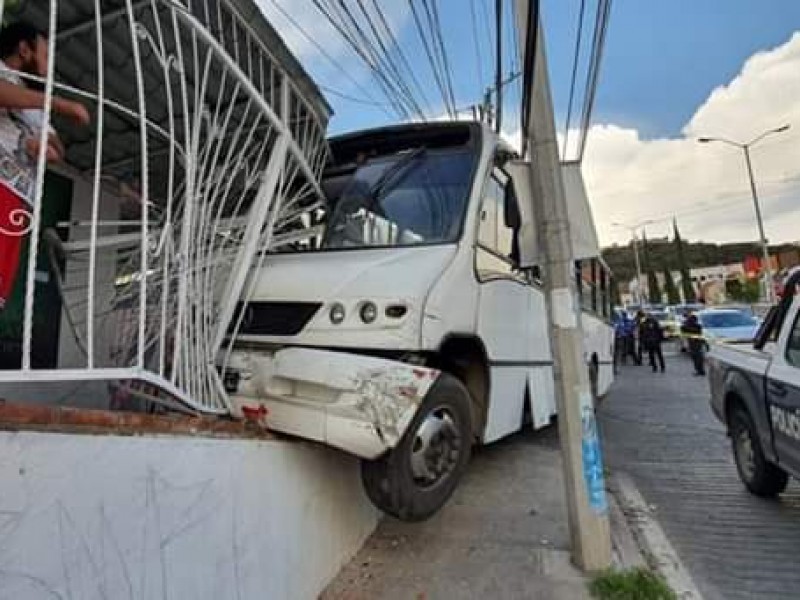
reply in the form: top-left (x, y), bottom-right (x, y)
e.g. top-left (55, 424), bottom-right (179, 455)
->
top-left (369, 147), bottom-right (427, 200)
top-left (321, 147), bottom-right (428, 247)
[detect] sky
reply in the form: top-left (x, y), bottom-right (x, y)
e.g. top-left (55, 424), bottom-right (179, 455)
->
top-left (257, 0), bottom-right (800, 247)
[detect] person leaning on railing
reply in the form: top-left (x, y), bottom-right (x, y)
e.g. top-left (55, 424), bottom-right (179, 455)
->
top-left (0, 21), bottom-right (89, 311)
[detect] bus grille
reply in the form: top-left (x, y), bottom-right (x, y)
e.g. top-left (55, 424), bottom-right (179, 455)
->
top-left (233, 302), bottom-right (322, 336)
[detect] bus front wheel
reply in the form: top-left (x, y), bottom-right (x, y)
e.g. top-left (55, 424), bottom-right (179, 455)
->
top-left (361, 373), bottom-right (472, 521)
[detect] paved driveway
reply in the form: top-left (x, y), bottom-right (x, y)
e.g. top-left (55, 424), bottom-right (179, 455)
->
top-left (322, 426), bottom-right (592, 600)
top-left (599, 345), bottom-right (800, 600)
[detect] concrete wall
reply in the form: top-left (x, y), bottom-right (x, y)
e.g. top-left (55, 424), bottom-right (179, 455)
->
top-left (0, 431), bottom-right (378, 600)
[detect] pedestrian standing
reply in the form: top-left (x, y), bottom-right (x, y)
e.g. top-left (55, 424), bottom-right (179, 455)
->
top-left (635, 309), bottom-right (646, 366)
top-left (613, 311), bottom-right (624, 372)
top-left (616, 312), bottom-right (639, 366)
top-left (682, 313), bottom-right (705, 376)
top-left (641, 314), bottom-right (665, 372)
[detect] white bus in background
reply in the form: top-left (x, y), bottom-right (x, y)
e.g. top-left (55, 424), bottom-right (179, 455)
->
top-left (221, 121), bottom-right (614, 520)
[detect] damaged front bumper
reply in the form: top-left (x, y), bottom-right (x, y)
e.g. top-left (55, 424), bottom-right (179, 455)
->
top-left (223, 347), bottom-right (440, 459)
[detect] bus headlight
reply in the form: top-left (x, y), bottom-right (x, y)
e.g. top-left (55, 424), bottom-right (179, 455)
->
top-left (330, 302), bottom-right (346, 324)
top-left (359, 301), bottom-right (378, 324)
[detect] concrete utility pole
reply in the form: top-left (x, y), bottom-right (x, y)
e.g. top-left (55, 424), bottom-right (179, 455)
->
top-left (698, 124), bottom-right (791, 303)
top-left (514, 0), bottom-right (611, 571)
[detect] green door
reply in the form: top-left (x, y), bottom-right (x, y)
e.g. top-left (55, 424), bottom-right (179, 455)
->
top-left (0, 171), bottom-right (73, 369)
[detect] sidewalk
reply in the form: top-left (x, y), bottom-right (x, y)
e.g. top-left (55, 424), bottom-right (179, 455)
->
top-left (322, 425), bottom-right (643, 600)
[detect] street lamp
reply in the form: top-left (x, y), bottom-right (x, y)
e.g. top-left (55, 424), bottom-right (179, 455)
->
top-left (612, 220), bottom-right (654, 306)
top-left (697, 124), bottom-right (791, 303)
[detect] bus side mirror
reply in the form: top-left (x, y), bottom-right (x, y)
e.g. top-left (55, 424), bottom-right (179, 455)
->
top-left (504, 160), bottom-right (540, 268)
top-left (504, 183), bottom-right (521, 230)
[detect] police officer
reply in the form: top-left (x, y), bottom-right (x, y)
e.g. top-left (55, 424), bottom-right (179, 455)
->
top-left (681, 313), bottom-right (705, 376)
top-left (641, 314), bottom-right (665, 373)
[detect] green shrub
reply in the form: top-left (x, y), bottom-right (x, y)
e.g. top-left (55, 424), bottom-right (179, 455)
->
top-left (589, 567), bottom-right (675, 600)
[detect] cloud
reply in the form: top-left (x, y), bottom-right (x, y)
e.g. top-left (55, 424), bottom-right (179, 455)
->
top-left (582, 31), bottom-right (800, 247)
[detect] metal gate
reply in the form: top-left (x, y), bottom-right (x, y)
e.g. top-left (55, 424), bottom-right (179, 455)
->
top-left (0, 0), bottom-right (330, 413)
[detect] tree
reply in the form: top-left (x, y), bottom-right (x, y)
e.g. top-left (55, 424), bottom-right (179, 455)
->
top-left (673, 219), bottom-right (695, 302)
top-left (610, 278), bottom-right (622, 307)
top-left (726, 278), bottom-right (760, 303)
top-left (641, 231), bottom-right (661, 304)
top-left (3, 1), bottom-right (24, 23)
top-left (647, 271), bottom-right (661, 304)
top-left (663, 267), bottom-right (680, 305)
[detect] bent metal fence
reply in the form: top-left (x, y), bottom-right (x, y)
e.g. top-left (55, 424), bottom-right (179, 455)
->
top-left (0, 0), bottom-right (330, 414)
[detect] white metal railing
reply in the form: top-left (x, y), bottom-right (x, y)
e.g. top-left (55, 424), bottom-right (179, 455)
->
top-left (0, 0), bottom-right (329, 414)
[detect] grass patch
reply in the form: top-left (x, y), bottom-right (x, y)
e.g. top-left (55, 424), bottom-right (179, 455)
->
top-left (589, 567), bottom-right (676, 600)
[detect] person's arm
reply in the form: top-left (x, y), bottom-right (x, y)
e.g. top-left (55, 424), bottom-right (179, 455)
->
top-left (0, 80), bottom-right (89, 125)
top-left (25, 132), bottom-right (65, 163)
top-left (48, 131), bottom-right (65, 158)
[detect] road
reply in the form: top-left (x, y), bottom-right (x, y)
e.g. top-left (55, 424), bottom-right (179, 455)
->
top-left (599, 343), bottom-right (800, 600)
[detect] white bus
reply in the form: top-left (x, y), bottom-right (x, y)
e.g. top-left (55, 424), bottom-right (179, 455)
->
top-left (221, 121), bottom-right (614, 520)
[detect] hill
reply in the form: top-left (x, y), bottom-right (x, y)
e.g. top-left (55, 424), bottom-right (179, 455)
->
top-left (601, 238), bottom-right (799, 283)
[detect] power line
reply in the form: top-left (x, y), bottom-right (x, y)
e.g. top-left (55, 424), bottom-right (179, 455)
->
top-left (479, 0), bottom-right (495, 72)
top-left (508, 1), bottom-right (522, 93)
top-left (422, 0), bottom-right (458, 116)
top-left (349, 0), bottom-right (427, 119)
top-left (318, 83), bottom-right (392, 108)
top-left (563, 0), bottom-right (586, 155)
top-left (469, 0), bottom-right (487, 99)
top-left (520, 0), bottom-right (542, 154)
top-left (494, 0), bottom-right (503, 133)
top-left (505, 0), bottom-right (524, 147)
top-left (331, 0), bottom-right (423, 119)
top-left (311, 0), bottom-right (418, 120)
top-left (575, 0), bottom-right (612, 162)
top-left (369, 0), bottom-right (433, 114)
top-left (408, 0), bottom-right (454, 118)
top-left (608, 177), bottom-right (800, 228)
top-left (496, 0), bottom-right (521, 136)
top-left (311, 0), bottom-right (406, 118)
top-left (265, 0), bottom-right (391, 117)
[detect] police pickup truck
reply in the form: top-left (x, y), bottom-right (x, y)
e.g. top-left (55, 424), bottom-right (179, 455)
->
top-left (709, 270), bottom-right (800, 497)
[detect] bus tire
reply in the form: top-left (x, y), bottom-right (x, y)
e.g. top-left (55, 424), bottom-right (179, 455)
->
top-left (361, 373), bottom-right (472, 521)
top-left (730, 407), bottom-right (788, 497)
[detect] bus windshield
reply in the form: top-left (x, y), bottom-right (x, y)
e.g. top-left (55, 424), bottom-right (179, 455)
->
top-left (319, 149), bottom-right (476, 250)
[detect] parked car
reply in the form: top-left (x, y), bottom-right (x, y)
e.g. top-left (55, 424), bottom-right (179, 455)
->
top-left (708, 270), bottom-right (800, 498)
top-left (697, 308), bottom-right (761, 345)
top-left (725, 303), bottom-right (756, 318)
top-left (668, 303), bottom-right (705, 322)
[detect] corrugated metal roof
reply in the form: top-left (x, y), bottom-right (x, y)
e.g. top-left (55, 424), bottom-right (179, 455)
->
top-left (225, 0), bottom-right (332, 116)
top-left (10, 0), bottom-right (330, 177)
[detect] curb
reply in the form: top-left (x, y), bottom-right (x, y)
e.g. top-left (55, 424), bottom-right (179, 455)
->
top-left (607, 486), bottom-right (647, 570)
top-left (609, 472), bottom-right (704, 600)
